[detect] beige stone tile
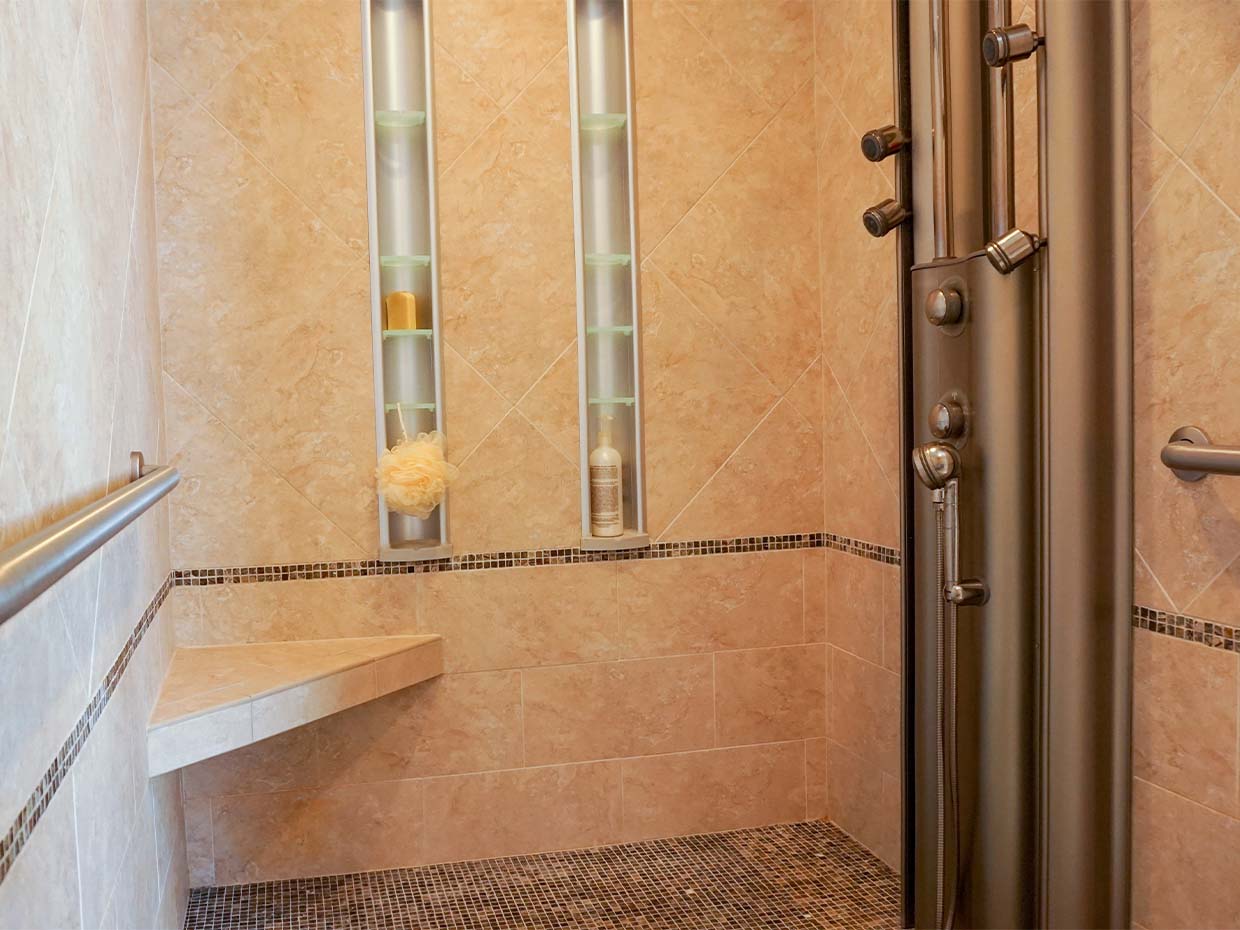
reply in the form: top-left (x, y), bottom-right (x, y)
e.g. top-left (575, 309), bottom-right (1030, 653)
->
top-left (187, 574), bottom-right (418, 646)
top-left (822, 368), bottom-right (899, 548)
top-left (149, 700), bottom-right (252, 779)
top-left (0, 0), bottom-right (83, 449)
top-left (715, 644), bottom-right (826, 746)
top-left (162, 375), bottom-right (367, 568)
top-left (654, 82), bottom-right (819, 394)
top-left (640, 265), bottom-right (780, 537)
top-left (663, 398), bottom-right (823, 540)
top-left (98, 0), bottom-right (149, 191)
top-left (448, 411), bottom-right (578, 553)
top-left (419, 563), bottom-right (619, 671)
top-left (182, 726), bottom-right (319, 802)
top-left (316, 670), bottom-right (523, 784)
top-left (804, 549), bottom-right (827, 644)
top-left (442, 342), bottom-right (509, 465)
top-left (150, 60), bottom-right (195, 168)
top-left (422, 761), bottom-right (623, 864)
top-left (676, 0), bottom-right (813, 111)
top-left (786, 357), bottom-right (825, 440)
top-left (1133, 630), bottom-right (1239, 817)
top-left (813, 0), bottom-right (892, 138)
top-left (516, 341), bottom-right (579, 466)
top-left (826, 739), bottom-right (899, 869)
top-left (620, 742), bottom-right (806, 841)
top-left (211, 780), bottom-right (423, 884)
top-left (1189, 70), bottom-right (1240, 220)
top-left (438, 54), bottom-right (576, 403)
top-left (617, 550), bottom-right (804, 658)
top-left (1132, 777), bottom-right (1240, 930)
top-left (881, 562), bottom-right (902, 674)
top-left (432, 0), bottom-right (565, 109)
top-left (522, 655), bottom-right (714, 765)
top-left (431, 42), bottom-right (501, 170)
top-left (1134, 165), bottom-right (1240, 606)
top-left (815, 99), bottom-right (893, 394)
top-left (805, 737), bottom-right (828, 820)
top-left (183, 796), bottom-right (215, 887)
top-left (1133, 115), bottom-right (1177, 222)
top-left (1135, 548), bottom-right (1175, 614)
top-left (251, 662), bottom-right (377, 741)
top-left (846, 295), bottom-right (900, 485)
top-left (100, 803), bottom-right (160, 930)
top-left (375, 638), bottom-right (445, 696)
top-left (1185, 553), bottom-right (1240, 627)
top-left (1131, 0), bottom-right (1240, 155)
top-left (826, 550), bottom-right (883, 666)
top-left (148, 0), bottom-right (299, 100)
top-left (632, 0), bottom-right (772, 250)
top-left (0, 784), bottom-right (81, 930)
top-left (204, 0), bottom-right (367, 250)
top-left (828, 647), bottom-right (899, 776)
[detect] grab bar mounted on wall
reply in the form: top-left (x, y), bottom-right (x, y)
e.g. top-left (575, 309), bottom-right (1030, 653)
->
top-left (0, 452), bottom-right (179, 625)
top-left (1161, 426), bottom-right (1240, 481)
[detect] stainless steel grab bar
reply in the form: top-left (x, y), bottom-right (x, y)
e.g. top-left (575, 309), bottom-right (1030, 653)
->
top-left (1161, 426), bottom-right (1240, 481)
top-left (0, 452), bottom-right (179, 624)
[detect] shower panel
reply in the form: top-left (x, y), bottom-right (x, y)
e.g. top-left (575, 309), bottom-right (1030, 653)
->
top-left (863, 2), bottom-right (1133, 927)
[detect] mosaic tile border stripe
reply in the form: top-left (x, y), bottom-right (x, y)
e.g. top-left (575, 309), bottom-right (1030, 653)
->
top-left (0, 574), bottom-right (174, 888)
top-left (173, 532), bottom-right (903, 586)
top-left (1133, 604), bottom-right (1239, 652)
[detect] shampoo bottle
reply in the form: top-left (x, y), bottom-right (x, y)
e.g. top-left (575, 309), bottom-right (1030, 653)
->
top-left (589, 415), bottom-right (623, 537)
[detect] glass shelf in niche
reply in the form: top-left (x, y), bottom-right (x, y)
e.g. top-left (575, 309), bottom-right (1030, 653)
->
top-left (382, 329), bottom-right (434, 341)
top-left (585, 253), bottom-right (631, 267)
top-left (580, 113), bottom-right (626, 131)
top-left (375, 109), bottom-right (427, 128)
top-left (586, 325), bottom-right (634, 336)
top-left (380, 254), bottom-right (431, 268)
top-left (588, 396), bottom-right (636, 406)
top-left (384, 402), bottom-right (438, 412)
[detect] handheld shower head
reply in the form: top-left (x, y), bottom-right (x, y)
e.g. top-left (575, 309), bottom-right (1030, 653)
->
top-left (913, 441), bottom-right (961, 490)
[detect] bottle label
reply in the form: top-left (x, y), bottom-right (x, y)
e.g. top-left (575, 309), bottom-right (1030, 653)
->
top-left (590, 465), bottom-right (621, 529)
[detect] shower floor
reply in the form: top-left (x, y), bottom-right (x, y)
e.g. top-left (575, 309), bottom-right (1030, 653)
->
top-left (182, 821), bottom-right (900, 930)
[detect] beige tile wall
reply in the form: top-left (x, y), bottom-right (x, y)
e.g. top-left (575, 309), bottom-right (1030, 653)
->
top-left (173, 549), bottom-right (829, 883)
top-left (148, 0), bottom-right (826, 569)
top-left (0, 0), bottom-right (188, 925)
top-left (1130, 2), bottom-right (1240, 926)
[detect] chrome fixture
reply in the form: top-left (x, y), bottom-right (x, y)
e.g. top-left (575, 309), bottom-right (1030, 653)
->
top-left (982, 23), bottom-right (1042, 67)
top-left (863, 198), bottom-right (910, 238)
top-left (929, 401), bottom-right (966, 440)
top-left (912, 441), bottom-right (961, 491)
top-left (0, 453), bottom-right (179, 625)
top-left (985, 227), bottom-right (1041, 274)
top-left (924, 285), bottom-right (964, 327)
top-left (1161, 426), bottom-right (1240, 481)
top-left (861, 124), bottom-right (909, 162)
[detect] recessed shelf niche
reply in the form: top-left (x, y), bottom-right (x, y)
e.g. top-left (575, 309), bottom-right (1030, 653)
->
top-left (363, 0), bottom-right (450, 561)
top-left (568, 0), bottom-right (649, 551)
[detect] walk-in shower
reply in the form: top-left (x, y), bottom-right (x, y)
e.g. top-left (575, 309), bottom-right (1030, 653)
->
top-left (864, 1), bottom-right (1134, 927)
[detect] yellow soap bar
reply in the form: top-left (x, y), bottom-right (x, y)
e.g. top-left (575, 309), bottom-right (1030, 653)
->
top-left (384, 291), bottom-right (423, 330)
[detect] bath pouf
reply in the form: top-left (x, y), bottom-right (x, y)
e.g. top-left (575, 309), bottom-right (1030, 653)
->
top-left (376, 431), bottom-right (458, 519)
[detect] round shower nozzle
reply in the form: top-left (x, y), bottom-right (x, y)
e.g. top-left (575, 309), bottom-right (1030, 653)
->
top-left (912, 442), bottom-right (961, 490)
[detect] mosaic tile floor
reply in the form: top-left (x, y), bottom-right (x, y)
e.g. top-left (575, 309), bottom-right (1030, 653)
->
top-left (183, 821), bottom-right (902, 930)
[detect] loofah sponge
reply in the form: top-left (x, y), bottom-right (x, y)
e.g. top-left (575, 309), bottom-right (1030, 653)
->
top-left (376, 431), bottom-right (457, 519)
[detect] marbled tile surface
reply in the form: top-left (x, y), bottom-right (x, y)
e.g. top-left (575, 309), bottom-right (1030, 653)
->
top-left (182, 820), bottom-right (900, 930)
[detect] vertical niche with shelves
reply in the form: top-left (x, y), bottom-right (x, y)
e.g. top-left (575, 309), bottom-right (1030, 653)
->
top-left (568, 0), bottom-right (649, 550)
top-left (362, 0), bottom-right (450, 560)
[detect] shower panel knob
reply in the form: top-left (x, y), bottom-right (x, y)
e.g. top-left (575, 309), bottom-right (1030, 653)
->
top-left (860, 124), bottom-right (908, 162)
top-left (929, 402), bottom-right (966, 439)
top-left (862, 199), bottom-right (909, 238)
top-left (982, 23), bottom-right (1041, 67)
top-left (924, 286), bottom-right (963, 326)
top-left (985, 228), bottom-right (1041, 274)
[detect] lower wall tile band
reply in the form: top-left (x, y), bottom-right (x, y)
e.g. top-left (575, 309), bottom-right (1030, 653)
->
top-left (1, 529), bottom-right (1233, 895)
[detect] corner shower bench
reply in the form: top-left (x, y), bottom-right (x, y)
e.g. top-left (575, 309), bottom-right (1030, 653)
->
top-left (146, 635), bottom-right (443, 775)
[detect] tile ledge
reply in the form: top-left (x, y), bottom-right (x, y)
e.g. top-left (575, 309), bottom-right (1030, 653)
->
top-left (147, 634), bottom-right (443, 777)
